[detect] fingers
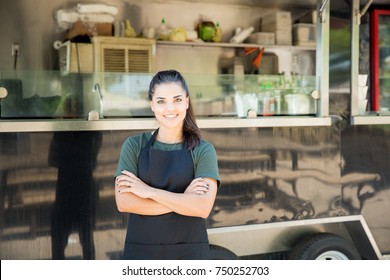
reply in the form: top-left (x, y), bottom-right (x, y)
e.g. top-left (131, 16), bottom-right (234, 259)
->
top-left (189, 186), bottom-right (209, 195)
top-left (115, 171), bottom-right (137, 193)
top-left (116, 171), bottom-right (139, 186)
top-left (121, 170), bottom-right (137, 178)
top-left (185, 177), bottom-right (211, 195)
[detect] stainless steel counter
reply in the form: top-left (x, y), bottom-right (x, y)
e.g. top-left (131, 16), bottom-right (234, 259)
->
top-left (0, 116), bottom-right (332, 132)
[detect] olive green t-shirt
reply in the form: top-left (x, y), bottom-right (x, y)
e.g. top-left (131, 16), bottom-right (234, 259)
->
top-left (115, 132), bottom-right (220, 187)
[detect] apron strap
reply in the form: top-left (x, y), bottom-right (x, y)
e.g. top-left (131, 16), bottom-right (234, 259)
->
top-left (144, 128), bottom-right (159, 150)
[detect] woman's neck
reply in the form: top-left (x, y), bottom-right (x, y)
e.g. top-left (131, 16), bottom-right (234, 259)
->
top-left (155, 128), bottom-right (183, 144)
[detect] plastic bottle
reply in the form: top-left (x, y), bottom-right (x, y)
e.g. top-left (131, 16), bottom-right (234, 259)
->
top-left (124, 19), bottom-right (136, 38)
top-left (157, 18), bottom-right (169, 40)
top-left (262, 82), bottom-right (275, 116)
top-left (213, 22), bottom-right (222, 42)
top-left (230, 26), bottom-right (254, 43)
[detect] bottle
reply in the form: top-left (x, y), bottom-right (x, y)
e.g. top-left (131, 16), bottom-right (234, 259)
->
top-left (124, 19), bottom-right (136, 38)
top-left (157, 18), bottom-right (169, 40)
top-left (213, 22), bottom-right (222, 42)
top-left (230, 26), bottom-right (254, 43)
top-left (262, 82), bottom-right (275, 116)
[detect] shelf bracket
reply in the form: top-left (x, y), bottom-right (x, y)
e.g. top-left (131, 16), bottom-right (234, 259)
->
top-left (318, 0), bottom-right (329, 23)
top-left (355, 0), bottom-right (373, 25)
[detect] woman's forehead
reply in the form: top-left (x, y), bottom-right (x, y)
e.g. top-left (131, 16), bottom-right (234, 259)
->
top-left (153, 83), bottom-right (186, 97)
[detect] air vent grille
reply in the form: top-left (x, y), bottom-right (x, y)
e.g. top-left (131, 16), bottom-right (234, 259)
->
top-left (94, 37), bottom-right (155, 73)
top-left (127, 49), bottom-right (150, 73)
top-left (103, 48), bottom-right (126, 72)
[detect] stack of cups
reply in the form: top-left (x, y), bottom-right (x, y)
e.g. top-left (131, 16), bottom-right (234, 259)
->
top-left (358, 74), bottom-right (368, 114)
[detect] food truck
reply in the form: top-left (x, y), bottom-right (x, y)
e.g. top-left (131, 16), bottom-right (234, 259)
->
top-left (0, 0), bottom-right (390, 260)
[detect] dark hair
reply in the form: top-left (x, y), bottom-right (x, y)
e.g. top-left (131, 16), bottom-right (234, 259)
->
top-left (148, 69), bottom-right (201, 149)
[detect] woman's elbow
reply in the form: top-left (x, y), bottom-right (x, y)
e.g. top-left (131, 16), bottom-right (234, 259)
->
top-left (115, 198), bottom-right (128, 213)
top-left (197, 206), bottom-right (213, 219)
top-left (116, 204), bottom-right (125, 213)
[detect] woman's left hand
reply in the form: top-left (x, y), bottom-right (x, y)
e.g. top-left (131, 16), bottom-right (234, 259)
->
top-left (116, 170), bottom-right (152, 199)
top-left (184, 177), bottom-right (210, 195)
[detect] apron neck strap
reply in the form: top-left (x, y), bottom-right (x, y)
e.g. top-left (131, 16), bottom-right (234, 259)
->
top-left (145, 128), bottom-right (159, 150)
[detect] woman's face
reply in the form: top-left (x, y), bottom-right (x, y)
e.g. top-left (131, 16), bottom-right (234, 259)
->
top-left (150, 82), bottom-right (189, 130)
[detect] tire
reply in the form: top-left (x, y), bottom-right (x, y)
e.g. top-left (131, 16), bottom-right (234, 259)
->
top-left (209, 245), bottom-right (239, 260)
top-left (288, 233), bottom-right (361, 260)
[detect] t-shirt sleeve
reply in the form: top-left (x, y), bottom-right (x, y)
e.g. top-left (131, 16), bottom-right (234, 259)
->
top-left (115, 136), bottom-right (140, 178)
top-left (194, 141), bottom-right (221, 187)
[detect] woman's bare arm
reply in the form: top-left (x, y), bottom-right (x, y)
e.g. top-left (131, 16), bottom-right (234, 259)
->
top-left (115, 178), bottom-right (172, 215)
top-left (117, 171), bottom-right (217, 218)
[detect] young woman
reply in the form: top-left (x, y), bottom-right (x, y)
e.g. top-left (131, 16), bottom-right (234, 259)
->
top-left (115, 69), bottom-right (220, 260)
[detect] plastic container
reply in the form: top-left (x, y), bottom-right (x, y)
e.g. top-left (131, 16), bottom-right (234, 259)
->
top-left (261, 11), bottom-right (292, 32)
top-left (285, 93), bottom-right (311, 115)
top-left (246, 32), bottom-right (275, 45)
top-left (292, 23), bottom-right (316, 47)
top-left (213, 22), bottom-right (222, 42)
top-left (230, 26), bottom-right (254, 44)
top-left (157, 18), bottom-right (170, 40)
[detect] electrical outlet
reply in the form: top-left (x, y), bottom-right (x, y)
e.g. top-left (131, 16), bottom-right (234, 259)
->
top-left (12, 43), bottom-right (20, 56)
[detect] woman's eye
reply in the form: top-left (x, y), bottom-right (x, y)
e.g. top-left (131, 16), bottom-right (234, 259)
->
top-left (175, 98), bottom-right (182, 102)
top-left (157, 100), bottom-right (165, 104)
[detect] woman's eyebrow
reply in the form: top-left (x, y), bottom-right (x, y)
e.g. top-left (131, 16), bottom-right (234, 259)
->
top-left (155, 94), bottom-right (184, 99)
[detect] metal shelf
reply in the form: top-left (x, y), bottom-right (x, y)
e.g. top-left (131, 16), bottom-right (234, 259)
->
top-left (156, 40), bottom-right (316, 51)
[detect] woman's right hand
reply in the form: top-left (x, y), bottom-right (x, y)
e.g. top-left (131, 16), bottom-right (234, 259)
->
top-left (184, 177), bottom-right (210, 195)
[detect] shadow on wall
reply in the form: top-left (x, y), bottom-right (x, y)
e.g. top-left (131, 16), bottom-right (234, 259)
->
top-left (48, 131), bottom-right (102, 260)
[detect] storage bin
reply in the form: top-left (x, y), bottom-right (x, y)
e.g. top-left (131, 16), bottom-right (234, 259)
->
top-left (246, 32), bottom-right (275, 45)
top-left (292, 23), bottom-right (316, 47)
top-left (275, 30), bottom-right (292, 45)
top-left (260, 11), bottom-right (292, 32)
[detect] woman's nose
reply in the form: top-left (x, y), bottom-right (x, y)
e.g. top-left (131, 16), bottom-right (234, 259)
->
top-left (166, 102), bottom-right (175, 110)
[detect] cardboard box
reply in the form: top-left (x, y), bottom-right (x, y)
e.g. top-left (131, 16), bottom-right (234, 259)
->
top-left (67, 21), bottom-right (113, 39)
top-left (275, 30), bottom-right (292, 45)
top-left (292, 24), bottom-right (316, 47)
top-left (261, 11), bottom-right (292, 32)
top-left (246, 32), bottom-right (275, 45)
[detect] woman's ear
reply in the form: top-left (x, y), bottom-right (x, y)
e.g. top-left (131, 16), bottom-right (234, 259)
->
top-left (150, 101), bottom-right (154, 111)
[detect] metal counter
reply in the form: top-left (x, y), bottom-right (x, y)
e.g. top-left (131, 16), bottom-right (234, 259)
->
top-left (0, 116), bottom-right (332, 132)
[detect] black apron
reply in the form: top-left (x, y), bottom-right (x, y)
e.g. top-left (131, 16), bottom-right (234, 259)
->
top-left (123, 129), bottom-right (210, 260)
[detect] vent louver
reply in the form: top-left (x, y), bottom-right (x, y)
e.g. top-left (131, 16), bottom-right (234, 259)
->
top-left (103, 48), bottom-right (126, 72)
top-left (58, 37), bottom-right (155, 73)
top-left (128, 49), bottom-right (150, 73)
top-left (95, 37), bottom-right (155, 73)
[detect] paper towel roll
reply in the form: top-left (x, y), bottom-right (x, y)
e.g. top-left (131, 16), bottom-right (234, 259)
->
top-left (53, 40), bottom-right (63, 50)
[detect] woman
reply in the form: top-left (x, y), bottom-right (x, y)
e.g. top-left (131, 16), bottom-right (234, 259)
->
top-left (115, 69), bottom-right (220, 260)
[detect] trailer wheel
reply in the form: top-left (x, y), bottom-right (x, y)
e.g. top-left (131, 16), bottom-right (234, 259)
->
top-left (209, 245), bottom-right (239, 260)
top-left (288, 233), bottom-right (361, 260)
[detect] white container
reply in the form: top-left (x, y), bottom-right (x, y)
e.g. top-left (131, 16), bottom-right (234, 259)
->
top-left (234, 93), bottom-right (258, 117)
top-left (275, 30), bottom-right (292, 45)
top-left (246, 32), bottom-right (275, 45)
top-left (261, 11), bottom-right (292, 32)
top-left (285, 93), bottom-right (311, 115)
top-left (292, 24), bottom-right (316, 47)
top-left (230, 26), bottom-right (254, 43)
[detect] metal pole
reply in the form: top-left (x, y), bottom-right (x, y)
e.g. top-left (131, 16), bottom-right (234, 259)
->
top-left (316, 0), bottom-right (330, 117)
top-left (351, 0), bottom-right (360, 116)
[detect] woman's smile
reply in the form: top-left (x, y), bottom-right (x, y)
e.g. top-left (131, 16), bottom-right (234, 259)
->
top-left (151, 83), bottom-right (189, 129)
